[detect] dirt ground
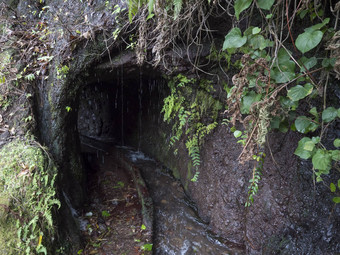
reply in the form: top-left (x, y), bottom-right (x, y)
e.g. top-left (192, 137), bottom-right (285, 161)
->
top-left (79, 149), bottom-right (152, 255)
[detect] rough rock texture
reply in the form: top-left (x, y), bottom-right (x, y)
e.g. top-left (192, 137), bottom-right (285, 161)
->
top-left (4, 0), bottom-right (340, 253)
top-left (138, 119), bottom-right (340, 254)
top-left (78, 67), bottom-right (340, 253)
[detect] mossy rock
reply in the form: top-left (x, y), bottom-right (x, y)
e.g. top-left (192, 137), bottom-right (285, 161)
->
top-left (0, 139), bottom-right (60, 254)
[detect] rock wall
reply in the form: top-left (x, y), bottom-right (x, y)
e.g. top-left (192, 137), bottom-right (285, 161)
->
top-left (77, 63), bottom-right (340, 253)
top-left (3, 0), bottom-right (339, 253)
top-left (138, 113), bottom-right (340, 254)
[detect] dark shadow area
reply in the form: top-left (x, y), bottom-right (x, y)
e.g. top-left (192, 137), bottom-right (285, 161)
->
top-left (77, 67), bottom-right (167, 146)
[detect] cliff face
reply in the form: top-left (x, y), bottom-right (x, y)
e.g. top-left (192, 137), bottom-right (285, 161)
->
top-left (1, 0), bottom-right (340, 253)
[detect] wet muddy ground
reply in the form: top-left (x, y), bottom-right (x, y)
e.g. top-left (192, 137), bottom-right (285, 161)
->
top-left (78, 137), bottom-right (241, 255)
top-left (123, 148), bottom-right (240, 255)
top-left (79, 142), bottom-right (152, 255)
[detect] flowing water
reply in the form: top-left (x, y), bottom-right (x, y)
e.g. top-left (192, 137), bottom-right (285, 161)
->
top-left (80, 136), bottom-right (239, 254)
top-left (119, 147), bottom-right (237, 255)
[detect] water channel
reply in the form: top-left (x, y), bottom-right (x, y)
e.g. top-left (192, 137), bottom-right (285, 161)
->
top-left (78, 137), bottom-right (240, 254)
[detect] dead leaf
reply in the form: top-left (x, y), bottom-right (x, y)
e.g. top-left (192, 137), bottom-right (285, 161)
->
top-left (81, 31), bottom-right (92, 40)
top-left (9, 127), bottom-right (15, 135)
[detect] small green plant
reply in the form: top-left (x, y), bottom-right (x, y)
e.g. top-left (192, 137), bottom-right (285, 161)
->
top-left (113, 181), bottom-right (124, 189)
top-left (245, 152), bottom-right (265, 207)
top-left (101, 210), bottom-right (110, 217)
top-left (0, 139), bottom-right (60, 254)
top-left (141, 243), bottom-right (153, 251)
top-left (56, 65), bottom-right (69, 79)
top-left (161, 74), bottom-right (222, 181)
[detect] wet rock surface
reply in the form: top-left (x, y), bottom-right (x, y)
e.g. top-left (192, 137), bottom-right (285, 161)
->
top-left (77, 71), bottom-right (340, 254)
top-left (120, 147), bottom-right (240, 255)
top-left (185, 127), bottom-right (340, 254)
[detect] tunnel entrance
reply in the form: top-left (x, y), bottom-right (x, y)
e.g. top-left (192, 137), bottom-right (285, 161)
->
top-left (75, 65), bottom-right (236, 254)
top-left (77, 67), bottom-right (167, 147)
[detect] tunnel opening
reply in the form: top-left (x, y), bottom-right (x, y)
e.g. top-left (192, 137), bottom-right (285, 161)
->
top-left (74, 65), bottom-right (168, 253)
top-left (74, 64), bottom-right (236, 254)
top-left (77, 66), bottom-right (167, 147)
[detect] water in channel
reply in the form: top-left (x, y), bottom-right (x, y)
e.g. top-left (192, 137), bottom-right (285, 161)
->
top-left (120, 146), bottom-right (235, 254)
top-left (81, 137), bottom-right (237, 254)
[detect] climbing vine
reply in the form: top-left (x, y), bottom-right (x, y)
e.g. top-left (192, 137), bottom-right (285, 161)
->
top-left (128, 0), bottom-right (340, 206)
top-left (222, 0), bottom-right (340, 205)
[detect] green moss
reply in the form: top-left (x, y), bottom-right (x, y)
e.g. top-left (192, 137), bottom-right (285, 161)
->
top-left (185, 161), bottom-right (192, 191)
top-left (0, 139), bottom-right (60, 254)
top-left (162, 75), bottom-right (224, 182)
top-left (0, 216), bottom-right (17, 254)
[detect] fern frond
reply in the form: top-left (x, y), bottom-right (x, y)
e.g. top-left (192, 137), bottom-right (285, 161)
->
top-left (173, 0), bottom-right (183, 19)
top-left (128, 0), bottom-right (145, 22)
top-left (148, 0), bottom-right (155, 16)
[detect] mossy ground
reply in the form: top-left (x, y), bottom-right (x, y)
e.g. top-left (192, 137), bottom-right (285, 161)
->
top-left (0, 139), bottom-right (60, 254)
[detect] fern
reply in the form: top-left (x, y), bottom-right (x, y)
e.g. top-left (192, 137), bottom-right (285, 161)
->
top-left (186, 136), bottom-right (200, 168)
top-left (128, 0), bottom-right (147, 22)
top-left (191, 171), bottom-right (200, 182)
top-left (161, 75), bottom-right (223, 182)
top-left (173, 0), bottom-right (183, 19)
top-left (148, 0), bottom-right (155, 16)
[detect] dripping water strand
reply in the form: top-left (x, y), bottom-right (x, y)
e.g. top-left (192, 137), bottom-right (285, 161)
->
top-left (120, 65), bottom-right (124, 146)
top-left (138, 68), bottom-right (143, 151)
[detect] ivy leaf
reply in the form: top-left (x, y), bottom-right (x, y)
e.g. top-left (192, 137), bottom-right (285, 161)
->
top-left (252, 27), bottom-right (261, 34)
top-left (312, 149), bottom-right (331, 172)
top-left (295, 116), bottom-right (319, 133)
top-left (299, 56), bottom-right (317, 72)
top-left (309, 107), bottom-right (319, 120)
top-left (278, 48), bottom-right (291, 64)
top-left (223, 28), bottom-right (247, 50)
top-left (303, 141), bottom-right (316, 151)
top-left (287, 83), bottom-right (313, 101)
top-left (332, 197), bottom-right (340, 204)
top-left (296, 30), bottom-right (323, 54)
top-left (257, 0), bottom-right (275, 10)
top-left (295, 137), bottom-right (313, 159)
top-left (233, 130), bottom-right (242, 138)
top-left (270, 116), bottom-right (281, 129)
top-left (322, 58), bottom-right (336, 68)
top-left (234, 0), bottom-right (253, 20)
top-left (279, 60), bottom-right (295, 73)
top-left (322, 107), bottom-right (338, 122)
top-left (280, 96), bottom-right (298, 110)
top-left (334, 139), bottom-right (340, 148)
top-left (330, 183), bottom-right (336, 192)
top-left (312, 136), bottom-right (320, 144)
top-left (249, 35), bottom-right (268, 50)
top-left (272, 69), bottom-right (295, 83)
top-left (331, 150), bottom-right (340, 161)
top-left (306, 18), bottom-right (330, 32)
top-left (240, 91), bottom-right (261, 114)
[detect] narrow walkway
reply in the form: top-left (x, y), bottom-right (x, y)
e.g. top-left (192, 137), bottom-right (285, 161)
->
top-left (79, 142), bottom-right (152, 255)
